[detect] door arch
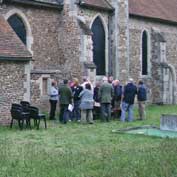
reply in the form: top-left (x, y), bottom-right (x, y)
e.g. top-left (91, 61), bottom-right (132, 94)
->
top-left (91, 16), bottom-right (106, 75)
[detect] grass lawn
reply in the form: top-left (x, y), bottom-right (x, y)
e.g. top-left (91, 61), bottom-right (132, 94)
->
top-left (0, 104), bottom-right (177, 177)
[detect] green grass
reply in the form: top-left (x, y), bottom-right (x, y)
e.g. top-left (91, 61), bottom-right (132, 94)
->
top-left (0, 105), bottom-right (177, 177)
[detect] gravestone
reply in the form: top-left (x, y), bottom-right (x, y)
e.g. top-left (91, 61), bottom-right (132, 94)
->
top-left (160, 114), bottom-right (177, 132)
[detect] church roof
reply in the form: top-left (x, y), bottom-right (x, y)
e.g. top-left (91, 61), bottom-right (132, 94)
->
top-left (77, 0), bottom-right (114, 11)
top-left (129, 0), bottom-right (177, 24)
top-left (5, 0), bottom-right (64, 10)
top-left (0, 16), bottom-right (32, 61)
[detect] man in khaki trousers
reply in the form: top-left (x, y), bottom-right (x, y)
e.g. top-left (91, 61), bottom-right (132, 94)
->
top-left (137, 80), bottom-right (147, 120)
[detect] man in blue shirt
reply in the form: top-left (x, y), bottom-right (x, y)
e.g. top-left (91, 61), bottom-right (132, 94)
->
top-left (121, 78), bottom-right (137, 122)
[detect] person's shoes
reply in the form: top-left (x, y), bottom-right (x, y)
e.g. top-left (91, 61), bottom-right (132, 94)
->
top-left (49, 118), bottom-right (56, 120)
top-left (77, 120), bottom-right (81, 123)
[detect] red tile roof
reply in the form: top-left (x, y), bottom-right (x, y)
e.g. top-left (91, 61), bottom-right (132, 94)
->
top-left (78, 0), bottom-right (114, 11)
top-left (0, 16), bottom-right (32, 60)
top-left (129, 0), bottom-right (177, 24)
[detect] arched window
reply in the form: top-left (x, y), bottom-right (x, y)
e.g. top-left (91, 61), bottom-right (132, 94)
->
top-left (142, 31), bottom-right (148, 75)
top-left (91, 16), bottom-right (105, 75)
top-left (8, 14), bottom-right (26, 45)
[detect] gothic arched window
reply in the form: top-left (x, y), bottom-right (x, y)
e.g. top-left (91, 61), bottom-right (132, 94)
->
top-left (91, 16), bottom-right (105, 75)
top-left (142, 31), bottom-right (148, 75)
top-left (8, 14), bottom-right (26, 45)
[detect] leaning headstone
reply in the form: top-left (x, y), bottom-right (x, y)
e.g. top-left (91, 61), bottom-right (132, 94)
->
top-left (160, 114), bottom-right (177, 132)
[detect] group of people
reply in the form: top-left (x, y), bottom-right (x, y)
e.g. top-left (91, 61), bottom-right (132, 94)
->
top-left (49, 78), bottom-right (94, 124)
top-left (48, 76), bottom-right (147, 124)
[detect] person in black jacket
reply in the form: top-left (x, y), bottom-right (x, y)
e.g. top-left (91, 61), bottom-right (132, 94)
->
top-left (137, 80), bottom-right (147, 120)
top-left (72, 78), bottom-right (83, 122)
top-left (93, 82), bottom-right (101, 119)
top-left (113, 80), bottom-right (122, 119)
top-left (121, 78), bottom-right (137, 122)
top-left (58, 79), bottom-right (72, 124)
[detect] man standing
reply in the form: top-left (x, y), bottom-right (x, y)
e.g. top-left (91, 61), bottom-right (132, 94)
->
top-left (99, 76), bottom-right (114, 122)
top-left (113, 80), bottom-right (122, 119)
top-left (72, 78), bottom-right (83, 122)
top-left (121, 78), bottom-right (137, 122)
top-left (137, 80), bottom-right (147, 120)
top-left (49, 80), bottom-right (58, 120)
top-left (58, 79), bottom-right (72, 124)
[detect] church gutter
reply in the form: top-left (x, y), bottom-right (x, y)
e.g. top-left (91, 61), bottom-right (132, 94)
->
top-left (0, 56), bottom-right (32, 61)
top-left (5, 0), bottom-right (64, 10)
top-left (129, 13), bottom-right (177, 26)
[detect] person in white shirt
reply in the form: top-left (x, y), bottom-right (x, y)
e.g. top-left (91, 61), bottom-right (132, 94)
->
top-left (49, 80), bottom-right (58, 120)
top-left (81, 77), bottom-right (94, 93)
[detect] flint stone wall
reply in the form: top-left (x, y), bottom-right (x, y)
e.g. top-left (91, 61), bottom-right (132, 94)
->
top-left (129, 17), bottom-right (177, 103)
top-left (0, 3), bottom-right (82, 109)
top-left (1, 3), bottom-right (82, 78)
top-left (77, 7), bottom-right (109, 77)
top-left (0, 61), bottom-right (27, 122)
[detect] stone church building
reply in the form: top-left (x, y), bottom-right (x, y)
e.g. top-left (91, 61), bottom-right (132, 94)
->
top-left (0, 0), bottom-right (177, 119)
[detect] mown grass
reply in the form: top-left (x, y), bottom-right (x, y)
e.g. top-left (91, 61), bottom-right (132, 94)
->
top-left (0, 104), bottom-right (177, 177)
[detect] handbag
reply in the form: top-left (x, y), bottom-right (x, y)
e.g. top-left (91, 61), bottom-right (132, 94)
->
top-left (68, 104), bottom-right (74, 112)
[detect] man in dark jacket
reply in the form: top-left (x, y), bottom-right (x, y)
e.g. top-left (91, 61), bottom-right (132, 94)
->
top-left (113, 80), bottom-right (122, 119)
top-left (137, 80), bottom-right (147, 120)
top-left (72, 78), bottom-right (83, 122)
top-left (59, 79), bottom-right (72, 124)
top-left (121, 78), bottom-right (137, 122)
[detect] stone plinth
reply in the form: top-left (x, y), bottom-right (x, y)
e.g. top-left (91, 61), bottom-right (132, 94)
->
top-left (160, 114), bottom-right (177, 132)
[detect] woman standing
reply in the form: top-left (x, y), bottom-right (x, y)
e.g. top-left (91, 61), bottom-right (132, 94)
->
top-left (79, 83), bottom-right (94, 124)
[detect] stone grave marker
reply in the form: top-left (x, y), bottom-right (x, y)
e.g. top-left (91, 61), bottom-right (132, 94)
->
top-left (160, 114), bottom-right (177, 132)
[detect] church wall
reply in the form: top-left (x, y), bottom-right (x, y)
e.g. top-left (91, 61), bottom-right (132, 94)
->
top-left (116, 0), bottom-right (129, 83)
top-left (129, 17), bottom-right (177, 103)
top-left (77, 7), bottom-right (109, 77)
top-left (0, 61), bottom-right (28, 123)
top-left (0, 3), bottom-right (83, 110)
top-left (1, 4), bottom-right (61, 71)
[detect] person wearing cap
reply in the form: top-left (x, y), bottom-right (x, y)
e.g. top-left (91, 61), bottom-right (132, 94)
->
top-left (49, 80), bottom-right (58, 120)
top-left (121, 78), bottom-right (137, 122)
top-left (99, 76), bottom-right (114, 122)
